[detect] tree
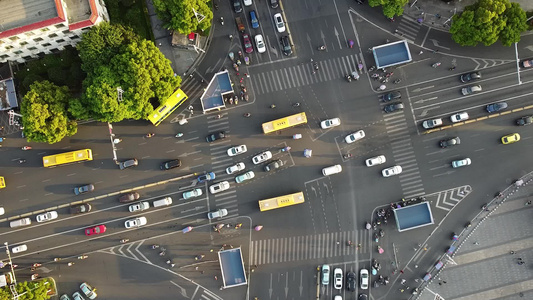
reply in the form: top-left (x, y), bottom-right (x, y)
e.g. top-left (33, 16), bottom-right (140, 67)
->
top-left (450, 0), bottom-right (527, 46)
top-left (152, 0), bottom-right (213, 34)
top-left (73, 23), bottom-right (181, 123)
top-left (368, 0), bottom-right (409, 19)
top-left (21, 81), bottom-right (77, 144)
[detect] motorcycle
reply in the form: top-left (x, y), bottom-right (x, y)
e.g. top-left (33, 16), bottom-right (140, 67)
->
top-left (175, 133), bottom-right (184, 138)
top-left (374, 233), bottom-right (379, 242)
top-left (238, 51), bottom-right (243, 59)
top-left (379, 229), bottom-right (385, 237)
top-left (393, 79), bottom-right (401, 84)
top-left (432, 62), bottom-right (441, 68)
top-left (318, 45), bottom-right (326, 51)
top-left (233, 63), bottom-right (239, 72)
top-left (314, 63), bottom-right (319, 70)
top-left (32, 263), bottom-right (42, 267)
top-left (220, 17), bottom-right (224, 25)
top-left (243, 93), bottom-right (249, 101)
top-left (145, 133), bottom-right (155, 138)
top-left (254, 225), bottom-right (263, 231)
top-left (229, 52), bottom-right (234, 61)
top-left (348, 40), bottom-right (354, 48)
top-left (244, 57), bottom-right (250, 65)
top-left (281, 146), bottom-right (291, 152)
top-left (151, 244), bottom-right (160, 249)
top-left (343, 153), bottom-right (352, 159)
top-left (244, 113), bottom-right (251, 118)
top-left (120, 239), bottom-right (129, 244)
top-left (31, 274), bottom-right (39, 281)
top-left (77, 255), bottom-right (88, 260)
top-left (346, 74), bottom-right (352, 82)
top-left (22, 146), bottom-right (32, 150)
top-left (365, 222), bottom-right (371, 230)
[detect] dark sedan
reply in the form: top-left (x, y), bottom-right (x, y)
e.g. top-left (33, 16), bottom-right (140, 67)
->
top-left (119, 192), bottom-right (140, 203)
top-left (486, 102), bottom-right (508, 113)
top-left (243, 34), bottom-right (253, 54)
top-left (160, 159), bottom-right (182, 170)
top-left (516, 115), bottom-right (533, 126)
top-left (383, 102), bottom-right (404, 113)
top-left (439, 137), bottom-right (461, 148)
top-left (206, 131), bottom-right (226, 143)
top-left (346, 271), bottom-right (356, 292)
top-left (460, 72), bottom-right (481, 83)
top-left (380, 91), bottom-right (401, 102)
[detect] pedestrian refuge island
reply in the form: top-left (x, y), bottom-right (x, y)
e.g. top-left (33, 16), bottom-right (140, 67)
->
top-left (393, 202), bottom-right (434, 232)
top-left (218, 247), bottom-right (247, 289)
top-left (200, 70), bottom-right (233, 113)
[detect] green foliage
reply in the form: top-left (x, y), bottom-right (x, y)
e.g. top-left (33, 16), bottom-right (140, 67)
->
top-left (152, 0), bottom-right (213, 34)
top-left (21, 74), bottom-right (44, 92)
top-left (0, 277), bottom-right (54, 299)
top-left (450, 0), bottom-right (527, 46)
top-left (21, 81), bottom-right (77, 144)
top-left (368, 0), bottom-right (409, 19)
top-left (103, 0), bottom-right (152, 39)
top-left (47, 67), bottom-right (67, 86)
top-left (75, 23), bottom-right (181, 122)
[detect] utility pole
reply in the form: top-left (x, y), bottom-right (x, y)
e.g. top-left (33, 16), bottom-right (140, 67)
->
top-left (4, 242), bottom-right (19, 298)
top-left (107, 123), bottom-right (118, 164)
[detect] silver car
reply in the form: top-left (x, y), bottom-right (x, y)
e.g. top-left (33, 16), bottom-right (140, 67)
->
top-left (183, 188), bottom-right (203, 199)
top-left (207, 208), bottom-right (228, 219)
top-left (235, 171), bottom-right (255, 183)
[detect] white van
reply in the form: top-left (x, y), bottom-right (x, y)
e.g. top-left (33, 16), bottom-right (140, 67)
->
top-left (322, 164), bottom-right (342, 176)
top-left (11, 244), bottom-right (27, 253)
top-left (10, 217), bottom-right (32, 228)
top-left (153, 197), bottom-right (172, 207)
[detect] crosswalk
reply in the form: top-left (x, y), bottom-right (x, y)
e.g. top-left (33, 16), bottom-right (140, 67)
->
top-left (250, 53), bottom-right (364, 95)
top-left (382, 111), bottom-right (425, 198)
top-left (250, 230), bottom-right (371, 266)
top-left (394, 15), bottom-right (423, 43)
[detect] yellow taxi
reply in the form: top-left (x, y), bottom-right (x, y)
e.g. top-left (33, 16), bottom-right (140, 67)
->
top-left (0, 176), bottom-right (5, 189)
top-left (501, 133), bottom-right (520, 144)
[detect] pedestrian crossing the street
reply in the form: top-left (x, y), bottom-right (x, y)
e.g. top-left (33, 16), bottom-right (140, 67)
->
top-left (382, 112), bottom-right (425, 198)
top-left (250, 230), bottom-right (370, 266)
top-left (250, 54), bottom-right (363, 95)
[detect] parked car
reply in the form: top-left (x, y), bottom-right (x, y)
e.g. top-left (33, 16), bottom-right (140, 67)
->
top-left (226, 162), bottom-right (245, 174)
top-left (422, 118), bottom-right (443, 129)
top-left (516, 115), bottom-right (533, 126)
top-left (227, 145), bottom-right (247, 156)
top-left (273, 13), bottom-right (285, 32)
top-left (70, 203), bottom-right (92, 214)
top-left (280, 36), bottom-right (292, 56)
top-left (249, 11), bottom-right (259, 28)
top-left (450, 112), bottom-right (469, 123)
top-left (439, 137), bottom-right (461, 148)
top-left (206, 131), bottom-right (226, 142)
top-left (235, 171), bottom-right (255, 183)
top-left (382, 165), bottom-right (402, 177)
top-left (207, 208), bottom-right (228, 219)
top-left (119, 192), bottom-right (140, 203)
top-left (128, 202), bottom-right (149, 212)
top-left (264, 159), bottom-right (284, 172)
top-left (209, 181), bottom-right (230, 194)
top-left (198, 172), bottom-right (216, 183)
top-left (346, 271), bottom-right (356, 292)
top-left (60, 294), bottom-right (71, 300)
top-left (252, 151), bottom-right (272, 164)
top-left (365, 155), bottom-right (386, 167)
top-left (255, 34), bottom-right (266, 53)
top-left (74, 184), bottom-right (94, 195)
top-left (380, 91), bottom-right (401, 102)
top-left (183, 188), bottom-right (203, 199)
top-left (486, 102), bottom-right (508, 113)
top-left (72, 292), bottom-right (84, 300)
top-left (85, 225), bottom-right (106, 236)
top-left (383, 102), bottom-right (404, 113)
top-left (124, 216), bottom-right (147, 228)
top-left (360, 269), bottom-right (369, 289)
top-left (460, 72), bottom-right (481, 82)
top-left (321, 118), bottom-right (341, 129)
top-left (345, 130), bottom-right (365, 144)
top-left (321, 265), bottom-right (330, 285)
top-left (334, 268), bottom-right (343, 289)
top-left (243, 33), bottom-right (254, 53)
top-left (522, 59), bottom-right (533, 68)
top-left (36, 211), bottom-right (58, 222)
top-left (461, 85), bottom-right (482, 95)
top-left (160, 159), bottom-right (182, 170)
top-left (501, 133), bottom-right (520, 144)
top-left (452, 158), bottom-right (471, 168)
top-left (80, 282), bottom-right (97, 299)
top-left (119, 158), bottom-right (138, 170)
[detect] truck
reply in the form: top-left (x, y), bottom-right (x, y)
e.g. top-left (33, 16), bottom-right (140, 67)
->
top-left (235, 17), bottom-right (245, 33)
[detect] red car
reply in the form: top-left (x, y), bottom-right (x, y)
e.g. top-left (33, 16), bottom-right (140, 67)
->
top-left (85, 224), bottom-right (107, 236)
top-left (242, 34), bottom-right (254, 54)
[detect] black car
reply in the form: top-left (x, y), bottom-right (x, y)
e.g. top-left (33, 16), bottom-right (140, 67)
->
top-left (264, 159), bottom-right (284, 172)
top-left (460, 71), bottom-right (481, 83)
top-left (516, 115), bottom-right (533, 126)
top-left (439, 137), bottom-right (461, 148)
top-left (358, 294), bottom-right (368, 300)
top-left (383, 102), bottom-right (404, 113)
top-left (232, 0), bottom-right (242, 13)
top-left (206, 131), bottom-right (226, 143)
top-left (270, 0), bottom-right (279, 8)
top-left (486, 101), bottom-right (508, 113)
top-left (160, 159), bottom-right (182, 170)
top-left (70, 203), bottom-right (92, 214)
top-left (280, 36), bottom-right (292, 56)
top-left (380, 91), bottom-right (401, 102)
top-left (346, 271), bottom-right (356, 292)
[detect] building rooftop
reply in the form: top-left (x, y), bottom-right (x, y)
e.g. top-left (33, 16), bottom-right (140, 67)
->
top-left (64, 0), bottom-right (92, 24)
top-left (0, 0), bottom-right (58, 33)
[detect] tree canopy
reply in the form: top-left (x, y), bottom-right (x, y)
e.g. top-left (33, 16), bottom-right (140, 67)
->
top-left (0, 276), bottom-right (53, 299)
top-left (21, 81), bottom-right (77, 144)
top-left (152, 0), bottom-right (213, 34)
top-left (368, 0), bottom-right (409, 19)
top-left (450, 0), bottom-right (528, 46)
top-left (73, 23), bottom-right (181, 123)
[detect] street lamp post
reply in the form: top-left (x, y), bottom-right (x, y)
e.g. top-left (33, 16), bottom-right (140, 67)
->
top-left (4, 242), bottom-right (19, 298)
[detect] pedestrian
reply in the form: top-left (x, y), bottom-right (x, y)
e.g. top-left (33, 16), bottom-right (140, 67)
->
top-left (418, 51), bottom-right (423, 55)
top-left (518, 261), bottom-right (525, 265)
top-left (158, 43), bottom-right (162, 46)
top-left (400, 270), bottom-right (404, 274)
top-left (171, 263), bottom-right (175, 267)
top-left (166, 260), bottom-right (171, 264)
top-left (214, 275), bottom-right (218, 280)
top-left (443, 281), bottom-right (447, 284)
top-left (474, 241), bottom-right (479, 245)
top-left (510, 251), bottom-right (515, 254)
top-left (439, 282), bottom-right (442, 286)
top-left (357, 244), bottom-right (362, 249)
top-left (336, 241), bottom-right (340, 245)
top-left (195, 267), bottom-right (199, 270)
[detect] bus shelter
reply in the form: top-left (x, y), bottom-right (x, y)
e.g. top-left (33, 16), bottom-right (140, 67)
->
top-left (200, 70), bottom-right (233, 113)
top-left (219, 247), bottom-right (247, 288)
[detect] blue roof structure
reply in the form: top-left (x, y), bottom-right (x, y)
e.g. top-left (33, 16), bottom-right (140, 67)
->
top-left (218, 247), bottom-right (247, 288)
top-left (393, 202), bottom-right (434, 232)
top-left (371, 40), bottom-right (412, 69)
top-left (200, 70), bottom-right (233, 112)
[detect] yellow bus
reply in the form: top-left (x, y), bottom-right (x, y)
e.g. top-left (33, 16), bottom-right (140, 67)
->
top-left (147, 88), bottom-right (189, 126)
top-left (0, 176), bottom-right (5, 189)
top-left (42, 149), bottom-right (93, 168)
top-left (258, 192), bottom-right (305, 212)
top-left (262, 112), bottom-right (307, 134)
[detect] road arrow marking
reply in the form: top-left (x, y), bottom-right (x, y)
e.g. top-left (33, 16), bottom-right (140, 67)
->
top-left (429, 39), bottom-right (450, 50)
top-left (412, 86), bottom-right (435, 93)
top-left (414, 97), bottom-right (438, 104)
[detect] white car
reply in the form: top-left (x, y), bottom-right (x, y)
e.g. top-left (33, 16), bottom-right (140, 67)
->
top-left (273, 13), bottom-right (286, 33)
top-left (36, 211), bottom-right (58, 222)
top-left (236, 171), bottom-right (255, 183)
top-left (321, 264), bottom-right (330, 285)
top-left (128, 202), bottom-right (149, 212)
top-left (334, 268), bottom-right (343, 290)
top-left (243, 0), bottom-right (252, 6)
top-left (209, 181), bottom-right (230, 194)
top-left (207, 208), bottom-right (228, 219)
top-left (382, 165), bottom-right (402, 177)
top-left (226, 162), bottom-right (245, 174)
top-left (321, 118), bottom-right (341, 129)
top-left (345, 130), bottom-right (365, 143)
top-left (72, 292), bottom-right (85, 300)
top-left (227, 145), bottom-right (247, 156)
top-left (452, 158), bottom-right (471, 168)
top-left (422, 118), bottom-right (443, 129)
top-left (360, 269), bottom-right (369, 289)
top-left (252, 151), bottom-right (272, 164)
top-left (11, 244), bottom-right (27, 254)
top-left (124, 216), bottom-right (147, 228)
top-left (255, 35), bottom-right (266, 53)
top-left (183, 188), bottom-right (203, 199)
top-left (450, 112), bottom-right (469, 123)
top-left (365, 155), bottom-right (386, 167)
